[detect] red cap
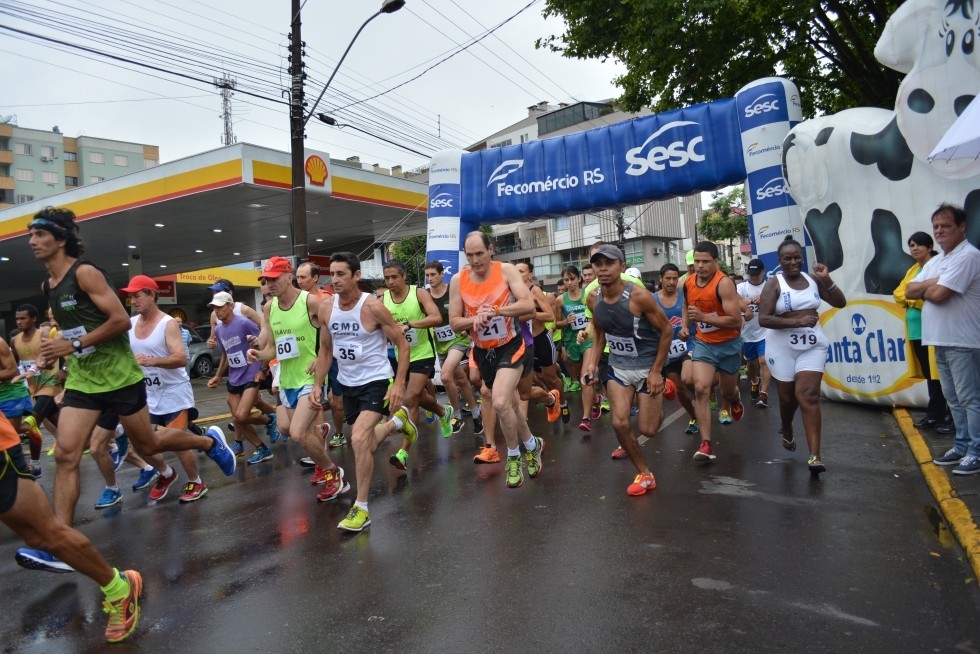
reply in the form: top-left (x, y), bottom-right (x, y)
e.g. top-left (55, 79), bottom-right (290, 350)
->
top-left (258, 256), bottom-right (293, 281)
top-left (120, 274), bottom-right (159, 293)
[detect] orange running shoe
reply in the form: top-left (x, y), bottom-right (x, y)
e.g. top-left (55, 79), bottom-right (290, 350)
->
top-left (627, 472), bottom-right (657, 496)
top-left (545, 389), bottom-right (561, 423)
top-left (103, 569), bottom-right (143, 643)
top-left (473, 445), bottom-right (500, 464)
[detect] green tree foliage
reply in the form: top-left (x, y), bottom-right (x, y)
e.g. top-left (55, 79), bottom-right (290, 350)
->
top-left (538, 0), bottom-right (904, 116)
top-left (388, 226), bottom-right (494, 286)
top-left (699, 186), bottom-right (748, 242)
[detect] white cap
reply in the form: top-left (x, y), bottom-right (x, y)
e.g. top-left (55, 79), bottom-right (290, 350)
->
top-left (208, 291), bottom-right (234, 307)
top-left (625, 267), bottom-right (642, 279)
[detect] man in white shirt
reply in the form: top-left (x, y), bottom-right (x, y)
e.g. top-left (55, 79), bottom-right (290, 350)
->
top-left (736, 259), bottom-right (771, 408)
top-left (906, 203), bottom-right (980, 475)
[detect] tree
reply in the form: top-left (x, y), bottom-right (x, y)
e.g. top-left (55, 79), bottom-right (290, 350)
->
top-left (698, 186), bottom-right (748, 243)
top-left (388, 225), bottom-right (494, 286)
top-left (537, 0), bottom-right (904, 117)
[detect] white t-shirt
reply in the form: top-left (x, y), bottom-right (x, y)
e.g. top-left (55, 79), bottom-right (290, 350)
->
top-left (918, 239), bottom-right (980, 348)
top-left (736, 279), bottom-right (768, 343)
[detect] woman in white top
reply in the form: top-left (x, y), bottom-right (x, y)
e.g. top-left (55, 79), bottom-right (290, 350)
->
top-left (758, 236), bottom-right (846, 475)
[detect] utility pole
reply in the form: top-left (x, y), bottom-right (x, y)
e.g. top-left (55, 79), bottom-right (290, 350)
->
top-left (215, 74), bottom-right (237, 146)
top-left (615, 208), bottom-right (626, 250)
top-left (289, 0), bottom-right (308, 262)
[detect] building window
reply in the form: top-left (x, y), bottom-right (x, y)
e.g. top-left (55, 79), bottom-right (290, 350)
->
top-left (15, 168), bottom-right (34, 182)
top-left (14, 143), bottom-right (33, 156)
top-left (64, 152), bottom-right (77, 161)
top-left (89, 152), bottom-right (105, 164)
top-left (624, 241), bottom-right (644, 266)
top-left (41, 171), bottom-right (59, 184)
top-left (40, 145), bottom-right (56, 159)
top-left (113, 154), bottom-right (128, 166)
top-left (144, 159), bottom-right (157, 168)
top-left (0, 165), bottom-right (9, 177)
top-left (89, 176), bottom-right (105, 183)
top-left (584, 213), bottom-right (600, 226)
top-left (65, 176), bottom-right (78, 186)
top-left (532, 253), bottom-right (561, 277)
top-left (555, 217), bottom-right (570, 231)
top-left (489, 139), bottom-right (512, 149)
top-left (16, 194), bottom-right (34, 204)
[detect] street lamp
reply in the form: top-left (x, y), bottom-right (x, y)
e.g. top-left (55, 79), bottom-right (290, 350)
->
top-left (289, 0), bottom-right (405, 262)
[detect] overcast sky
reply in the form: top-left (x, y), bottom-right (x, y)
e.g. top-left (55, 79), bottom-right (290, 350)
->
top-left (2, 0), bottom-right (627, 170)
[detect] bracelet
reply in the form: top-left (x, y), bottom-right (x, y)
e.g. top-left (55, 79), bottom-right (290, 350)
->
top-left (827, 283), bottom-right (838, 293)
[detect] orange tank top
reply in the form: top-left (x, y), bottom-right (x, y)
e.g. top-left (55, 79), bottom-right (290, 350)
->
top-left (459, 261), bottom-right (518, 349)
top-left (685, 269), bottom-right (740, 344)
top-left (0, 414), bottom-right (20, 450)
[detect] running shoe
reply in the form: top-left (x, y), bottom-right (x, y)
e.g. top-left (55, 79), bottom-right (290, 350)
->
top-left (569, 382), bottom-right (582, 392)
top-left (205, 426), bottom-right (237, 476)
top-left (578, 417), bottom-right (592, 432)
top-left (231, 440), bottom-right (245, 457)
top-left (545, 390), bottom-right (561, 423)
top-left (179, 481), bottom-right (208, 503)
top-left (103, 569), bottom-right (142, 643)
top-left (755, 392), bottom-right (769, 409)
top-left (685, 419), bottom-right (699, 434)
top-left (246, 445), bottom-right (274, 465)
top-left (15, 547), bottom-right (74, 573)
top-left (29, 464), bottom-right (42, 478)
top-left (807, 456), bottom-right (827, 474)
top-left (424, 410), bottom-right (436, 424)
top-left (310, 465), bottom-right (327, 485)
top-left (525, 436), bottom-right (545, 478)
top-left (338, 505), bottom-right (370, 532)
top-left (693, 440), bottom-right (716, 462)
top-left (952, 455), bottom-right (980, 476)
top-left (505, 455), bottom-right (524, 488)
top-left (132, 468), bottom-right (159, 491)
top-left (626, 472), bottom-right (656, 496)
top-left (730, 398), bottom-right (745, 421)
top-left (750, 379), bottom-right (760, 400)
top-left (663, 378), bottom-right (677, 401)
top-left (299, 456), bottom-right (317, 467)
top-left (473, 445), bottom-right (500, 464)
top-left (389, 448), bottom-right (408, 471)
top-left (111, 433), bottom-right (129, 472)
top-left (562, 375), bottom-right (572, 393)
top-left (718, 410), bottom-right (733, 425)
top-left (461, 404), bottom-right (473, 415)
top-left (472, 416), bottom-right (484, 435)
top-left (709, 393), bottom-right (718, 410)
top-left (95, 487), bottom-right (123, 509)
top-left (630, 406), bottom-right (639, 417)
top-left (328, 432), bottom-right (347, 448)
top-left (600, 396), bottom-right (611, 413)
top-left (440, 403), bottom-right (453, 437)
top-left (451, 416), bottom-right (464, 434)
top-left (393, 406), bottom-right (418, 443)
top-left (149, 468), bottom-right (179, 501)
top-left (738, 367), bottom-right (748, 381)
top-left (227, 422), bottom-right (235, 433)
top-left (317, 466), bottom-right (350, 502)
top-left (934, 448), bottom-right (965, 466)
top-left (611, 447), bottom-right (628, 460)
top-left (591, 395), bottom-right (603, 420)
top-left (561, 403), bottom-right (571, 424)
top-left (266, 413), bottom-right (281, 443)
top-left (22, 415), bottom-right (43, 445)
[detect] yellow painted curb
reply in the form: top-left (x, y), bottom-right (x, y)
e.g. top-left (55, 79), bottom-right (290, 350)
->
top-left (894, 408), bottom-right (980, 582)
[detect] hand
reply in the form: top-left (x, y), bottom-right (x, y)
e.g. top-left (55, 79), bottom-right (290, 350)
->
top-left (797, 314), bottom-right (819, 328)
top-left (386, 380), bottom-right (405, 411)
top-left (207, 375), bottom-right (220, 389)
top-left (306, 360), bottom-right (317, 375)
top-left (576, 328), bottom-right (588, 345)
top-left (811, 262), bottom-right (831, 284)
top-left (678, 327), bottom-right (689, 340)
top-left (40, 337), bottom-right (74, 360)
top-left (581, 365), bottom-right (598, 387)
top-left (206, 336), bottom-right (217, 349)
top-left (309, 385), bottom-right (323, 410)
top-left (134, 353), bottom-right (154, 367)
top-left (253, 369), bottom-right (266, 384)
top-left (646, 371), bottom-right (665, 396)
top-left (246, 348), bottom-right (260, 364)
top-left (688, 305), bottom-right (705, 322)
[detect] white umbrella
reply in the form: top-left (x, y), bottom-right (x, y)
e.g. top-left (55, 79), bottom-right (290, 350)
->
top-left (929, 94), bottom-right (980, 161)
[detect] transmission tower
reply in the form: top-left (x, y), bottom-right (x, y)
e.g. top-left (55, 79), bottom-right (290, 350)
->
top-left (214, 74), bottom-right (238, 145)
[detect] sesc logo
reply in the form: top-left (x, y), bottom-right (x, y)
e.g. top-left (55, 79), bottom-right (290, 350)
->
top-left (754, 177), bottom-right (788, 201)
top-left (744, 93), bottom-right (780, 118)
top-left (624, 121), bottom-right (705, 176)
top-left (430, 193), bottom-right (454, 209)
top-left (486, 160), bottom-right (524, 187)
top-left (851, 313), bottom-right (867, 336)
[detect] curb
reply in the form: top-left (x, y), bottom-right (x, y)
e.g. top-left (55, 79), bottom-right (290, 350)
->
top-left (894, 408), bottom-right (980, 581)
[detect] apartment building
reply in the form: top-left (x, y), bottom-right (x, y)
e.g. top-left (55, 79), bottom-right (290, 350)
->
top-left (0, 121), bottom-right (159, 208)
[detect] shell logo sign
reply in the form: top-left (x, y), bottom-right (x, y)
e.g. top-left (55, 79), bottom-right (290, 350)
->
top-left (305, 155), bottom-right (328, 186)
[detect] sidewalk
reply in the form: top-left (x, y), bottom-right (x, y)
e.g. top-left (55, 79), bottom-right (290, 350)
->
top-left (894, 408), bottom-right (980, 580)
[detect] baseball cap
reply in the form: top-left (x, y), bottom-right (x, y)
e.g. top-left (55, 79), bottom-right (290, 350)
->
top-left (208, 279), bottom-right (233, 293)
top-left (685, 250), bottom-right (695, 266)
top-left (258, 256), bottom-right (293, 281)
top-left (208, 291), bottom-right (234, 307)
top-left (747, 258), bottom-right (765, 275)
top-left (590, 244), bottom-right (625, 263)
top-left (625, 267), bottom-right (641, 279)
top-left (120, 274), bottom-right (158, 293)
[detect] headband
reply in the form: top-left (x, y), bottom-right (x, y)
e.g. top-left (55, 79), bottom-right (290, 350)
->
top-left (28, 218), bottom-right (73, 241)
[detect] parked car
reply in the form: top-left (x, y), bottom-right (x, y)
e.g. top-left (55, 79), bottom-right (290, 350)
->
top-left (187, 326), bottom-right (220, 378)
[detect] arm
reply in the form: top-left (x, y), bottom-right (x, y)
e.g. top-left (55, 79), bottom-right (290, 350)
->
top-left (41, 265), bottom-right (133, 361)
top-left (369, 298), bottom-right (409, 411)
top-left (693, 277), bottom-right (744, 330)
top-left (636, 291), bottom-right (672, 394)
top-left (242, 304), bottom-right (262, 327)
top-left (758, 278), bottom-right (806, 329)
top-left (410, 288), bottom-right (443, 329)
top-left (923, 284), bottom-right (955, 303)
top-left (137, 320), bottom-right (189, 369)
top-left (448, 276), bottom-right (473, 333)
top-left (893, 265), bottom-right (923, 309)
top-left (580, 291), bottom-right (603, 386)
top-left (502, 263), bottom-right (536, 318)
top-left (311, 300), bottom-right (335, 409)
top-left (531, 287), bottom-right (555, 323)
top-left (246, 302), bottom-right (276, 363)
top-left (810, 263), bottom-right (847, 308)
top-left (0, 340), bottom-right (18, 382)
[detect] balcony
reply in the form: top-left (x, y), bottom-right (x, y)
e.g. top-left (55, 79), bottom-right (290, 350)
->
top-left (0, 149), bottom-right (13, 165)
top-left (0, 175), bottom-right (14, 191)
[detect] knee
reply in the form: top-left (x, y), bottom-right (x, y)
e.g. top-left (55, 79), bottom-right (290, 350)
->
top-left (232, 407), bottom-right (252, 423)
top-left (350, 429), bottom-right (372, 451)
top-left (611, 415), bottom-right (631, 434)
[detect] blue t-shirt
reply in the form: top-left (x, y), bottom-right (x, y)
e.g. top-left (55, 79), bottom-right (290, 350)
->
top-left (654, 289), bottom-right (693, 362)
top-left (214, 314), bottom-right (262, 387)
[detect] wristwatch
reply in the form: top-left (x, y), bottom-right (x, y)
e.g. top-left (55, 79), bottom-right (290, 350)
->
top-left (71, 338), bottom-right (84, 353)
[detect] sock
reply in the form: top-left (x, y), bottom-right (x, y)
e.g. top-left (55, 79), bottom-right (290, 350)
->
top-left (547, 394), bottom-right (556, 406)
top-left (524, 436), bottom-right (538, 451)
top-left (30, 458), bottom-right (39, 466)
top-left (101, 568), bottom-right (129, 603)
top-left (161, 466), bottom-right (174, 478)
top-left (108, 443), bottom-right (119, 454)
top-left (507, 447), bottom-right (521, 457)
top-left (106, 485), bottom-right (119, 492)
top-left (142, 465), bottom-right (154, 473)
top-left (472, 405), bottom-right (482, 419)
top-left (561, 402), bottom-right (568, 409)
top-left (391, 415), bottom-right (404, 430)
top-left (189, 476), bottom-right (202, 484)
top-left (355, 500), bottom-right (369, 512)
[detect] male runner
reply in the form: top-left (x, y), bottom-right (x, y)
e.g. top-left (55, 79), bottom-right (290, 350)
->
top-left (449, 231), bottom-right (544, 489)
top-left (18, 206), bottom-right (235, 572)
top-left (12, 304), bottom-right (62, 475)
top-left (0, 337), bottom-right (36, 474)
top-left (515, 262), bottom-right (563, 423)
top-left (583, 245), bottom-right (673, 495)
top-left (246, 256), bottom-right (348, 503)
top-left (683, 241), bottom-right (745, 462)
top-left (313, 251), bottom-right (414, 532)
top-left (655, 263), bottom-right (699, 433)
top-left (736, 258), bottom-right (772, 408)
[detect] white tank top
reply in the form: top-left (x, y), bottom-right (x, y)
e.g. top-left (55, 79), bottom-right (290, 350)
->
top-left (774, 272), bottom-right (822, 314)
top-left (130, 315), bottom-right (195, 415)
top-left (233, 302), bottom-right (244, 317)
top-left (329, 293), bottom-right (393, 387)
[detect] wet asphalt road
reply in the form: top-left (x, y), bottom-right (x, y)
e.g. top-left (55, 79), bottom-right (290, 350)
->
top-left (2, 379), bottom-right (980, 653)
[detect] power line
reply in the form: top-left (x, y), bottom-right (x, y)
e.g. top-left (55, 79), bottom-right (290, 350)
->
top-left (1, 94), bottom-right (212, 107)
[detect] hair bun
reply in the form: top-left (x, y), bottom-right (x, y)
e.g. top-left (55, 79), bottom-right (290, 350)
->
top-left (783, 235), bottom-right (793, 241)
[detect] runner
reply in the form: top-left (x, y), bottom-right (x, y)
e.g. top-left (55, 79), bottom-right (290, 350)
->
top-left (515, 262), bottom-right (564, 423)
top-left (207, 291), bottom-right (273, 465)
top-left (555, 265), bottom-right (597, 431)
top-left (381, 260), bottom-right (452, 470)
top-left (583, 244), bottom-right (673, 495)
top-left (17, 206), bottom-right (235, 572)
top-left (654, 263), bottom-right (699, 434)
top-left (736, 258), bottom-right (772, 408)
top-left (246, 256), bottom-right (348, 503)
top-left (683, 241), bottom-right (746, 463)
top-left (0, 337), bottom-right (36, 474)
top-left (449, 231), bottom-right (544, 489)
top-left (313, 251), bottom-right (414, 532)
top-left (424, 261), bottom-right (482, 435)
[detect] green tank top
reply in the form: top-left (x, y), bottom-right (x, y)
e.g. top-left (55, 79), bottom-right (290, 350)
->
top-left (383, 287), bottom-right (435, 362)
top-left (561, 291), bottom-right (589, 345)
top-left (429, 287), bottom-right (470, 356)
top-left (0, 378), bottom-right (29, 402)
top-left (45, 260), bottom-right (144, 394)
top-left (270, 290), bottom-right (317, 389)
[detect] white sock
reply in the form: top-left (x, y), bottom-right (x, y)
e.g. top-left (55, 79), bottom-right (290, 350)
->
top-left (161, 466), bottom-right (174, 478)
top-left (106, 485), bottom-right (119, 492)
top-left (391, 415), bottom-right (404, 430)
top-left (524, 436), bottom-right (538, 451)
top-left (142, 465), bottom-right (154, 472)
top-left (189, 476), bottom-right (202, 484)
top-left (507, 447), bottom-right (521, 457)
top-left (472, 405), bottom-right (482, 419)
top-left (355, 500), bottom-right (369, 511)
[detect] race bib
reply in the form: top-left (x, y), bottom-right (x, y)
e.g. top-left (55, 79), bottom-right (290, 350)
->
top-left (143, 374), bottom-right (161, 388)
top-left (404, 328), bottom-right (419, 347)
top-left (275, 334), bottom-right (299, 360)
top-left (606, 334), bottom-right (638, 357)
top-left (570, 312), bottom-right (588, 330)
top-left (61, 326), bottom-right (96, 356)
top-left (669, 339), bottom-right (689, 360)
top-left (434, 325), bottom-right (456, 342)
top-left (334, 341), bottom-right (362, 362)
top-left (475, 316), bottom-right (507, 344)
top-left (788, 327), bottom-right (818, 350)
top-left (227, 350), bottom-right (247, 368)
top-left (17, 359), bottom-right (36, 374)
top-left (697, 313), bottom-right (719, 334)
